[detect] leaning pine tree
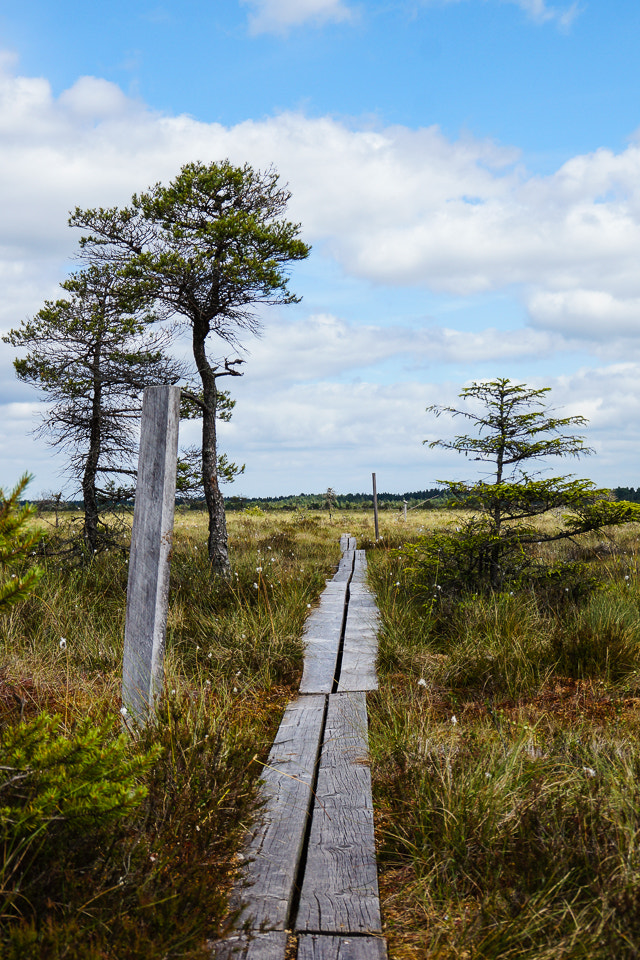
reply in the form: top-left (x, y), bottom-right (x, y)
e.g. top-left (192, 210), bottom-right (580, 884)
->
top-left (403, 378), bottom-right (640, 596)
top-left (70, 160), bottom-right (310, 573)
top-left (4, 265), bottom-right (183, 556)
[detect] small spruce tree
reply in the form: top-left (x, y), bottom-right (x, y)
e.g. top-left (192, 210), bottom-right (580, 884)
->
top-left (404, 378), bottom-right (640, 595)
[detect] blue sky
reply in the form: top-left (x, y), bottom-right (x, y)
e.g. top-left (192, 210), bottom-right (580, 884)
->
top-left (4, 0), bottom-right (638, 162)
top-left (1, 0), bottom-right (640, 496)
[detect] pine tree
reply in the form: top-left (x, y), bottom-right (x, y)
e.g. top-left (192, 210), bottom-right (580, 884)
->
top-left (70, 160), bottom-right (310, 572)
top-left (4, 266), bottom-right (183, 555)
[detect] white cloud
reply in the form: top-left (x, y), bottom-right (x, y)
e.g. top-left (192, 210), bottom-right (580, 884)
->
top-left (528, 290), bottom-right (640, 340)
top-left (2, 56), bottom-right (640, 493)
top-left (513, 0), bottom-right (580, 28)
top-left (4, 56), bottom-right (640, 342)
top-left (436, 0), bottom-right (580, 28)
top-left (242, 0), bottom-right (355, 34)
top-left (219, 361), bottom-right (640, 496)
top-left (238, 313), bottom-right (568, 383)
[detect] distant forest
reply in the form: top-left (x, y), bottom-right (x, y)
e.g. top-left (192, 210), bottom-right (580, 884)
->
top-left (35, 487), bottom-right (640, 512)
top-left (222, 486), bottom-right (640, 511)
top-left (222, 489), bottom-right (446, 512)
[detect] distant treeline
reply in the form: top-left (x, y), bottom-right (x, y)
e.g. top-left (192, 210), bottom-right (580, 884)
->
top-left (30, 487), bottom-right (640, 511)
top-left (612, 487), bottom-right (640, 504)
top-left (222, 490), bottom-right (446, 512)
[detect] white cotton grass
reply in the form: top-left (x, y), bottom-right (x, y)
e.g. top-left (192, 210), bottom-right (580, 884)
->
top-left (59, 638), bottom-right (67, 650)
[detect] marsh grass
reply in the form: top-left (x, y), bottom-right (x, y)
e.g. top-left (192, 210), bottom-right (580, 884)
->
top-left (0, 508), bottom-right (351, 958)
top-left (368, 518), bottom-right (640, 959)
top-left (5, 500), bottom-right (640, 958)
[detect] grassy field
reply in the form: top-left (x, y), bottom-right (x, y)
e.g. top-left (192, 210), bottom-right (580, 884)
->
top-left (367, 514), bottom-right (640, 959)
top-left (0, 508), bottom-right (350, 958)
top-left (2, 505), bottom-right (640, 957)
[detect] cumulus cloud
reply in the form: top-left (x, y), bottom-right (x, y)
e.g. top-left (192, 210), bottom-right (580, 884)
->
top-left (218, 361), bottom-right (640, 496)
top-left (528, 290), bottom-right (640, 340)
top-left (238, 313), bottom-right (569, 383)
top-left (241, 0), bottom-right (355, 34)
top-left (2, 55), bottom-right (640, 492)
top-left (3, 55), bottom-right (640, 332)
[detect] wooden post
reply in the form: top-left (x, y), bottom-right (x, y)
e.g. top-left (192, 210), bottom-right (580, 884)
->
top-left (122, 385), bottom-right (181, 726)
top-left (403, 499), bottom-right (408, 521)
top-left (372, 472), bottom-right (379, 540)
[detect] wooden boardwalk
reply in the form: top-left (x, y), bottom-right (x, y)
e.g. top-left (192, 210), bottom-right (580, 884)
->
top-left (217, 536), bottom-right (386, 960)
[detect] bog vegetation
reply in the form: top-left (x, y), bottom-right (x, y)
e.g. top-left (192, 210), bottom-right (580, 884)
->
top-left (0, 505), bottom-right (343, 958)
top-left (2, 492), bottom-right (640, 957)
top-left (2, 378), bottom-right (640, 958)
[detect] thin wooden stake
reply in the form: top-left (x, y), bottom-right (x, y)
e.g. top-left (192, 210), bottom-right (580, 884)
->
top-left (372, 472), bottom-right (379, 540)
top-left (122, 385), bottom-right (181, 726)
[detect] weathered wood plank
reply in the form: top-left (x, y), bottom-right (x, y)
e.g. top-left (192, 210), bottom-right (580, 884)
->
top-left (214, 931), bottom-right (288, 960)
top-left (235, 695), bottom-right (326, 930)
top-left (298, 935), bottom-right (387, 960)
top-left (295, 692), bottom-right (382, 934)
top-left (299, 583), bottom-right (348, 695)
top-left (350, 551), bottom-right (368, 584)
top-left (122, 385), bottom-right (181, 726)
top-left (333, 538), bottom-right (356, 582)
top-left (338, 553), bottom-right (379, 692)
top-left (337, 626), bottom-right (378, 693)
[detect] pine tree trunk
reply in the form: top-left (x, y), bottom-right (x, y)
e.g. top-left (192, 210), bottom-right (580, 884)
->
top-left (193, 324), bottom-right (230, 574)
top-left (83, 349), bottom-right (102, 555)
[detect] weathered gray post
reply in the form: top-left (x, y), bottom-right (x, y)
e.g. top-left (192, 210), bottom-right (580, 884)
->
top-left (403, 499), bottom-right (408, 521)
top-left (372, 471), bottom-right (379, 540)
top-left (122, 385), bottom-right (181, 726)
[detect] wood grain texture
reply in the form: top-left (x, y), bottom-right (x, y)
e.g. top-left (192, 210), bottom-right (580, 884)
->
top-left (122, 385), bottom-right (181, 725)
top-left (299, 583), bottom-right (348, 695)
top-left (295, 692), bottom-right (382, 934)
top-left (338, 552), bottom-right (379, 693)
top-left (214, 931), bottom-right (288, 960)
top-left (298, 935), bottom-right (387, 960)
top-left (235, 695), bottom-right (326, 930)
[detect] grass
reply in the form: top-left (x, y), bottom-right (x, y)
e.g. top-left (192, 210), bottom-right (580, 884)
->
top-left (367, 512), bottom-right (640, 959)
top-left (0, 507), bottom-right (354, 958)
top-left (4, 501), bottom-right (640, 957)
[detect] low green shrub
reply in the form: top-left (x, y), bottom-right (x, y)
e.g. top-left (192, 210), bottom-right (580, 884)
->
top-left (1, 713), bottom-right (159, 918)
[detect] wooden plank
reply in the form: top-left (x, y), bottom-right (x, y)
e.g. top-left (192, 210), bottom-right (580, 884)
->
top-left (333, 538), bottom-right (355, 582)
top-left (122, 385), bottom-right (181, 726)
top-left (295, 692), bottom-right (382, 934)
top-left (214, 931), bottom-right (288, 960)
top-left (332, 556), bottom-right (354, 582)
top-left (339, 552), bottom-right (379, 692)
top-left (337, 621), bottom-right (378, 693)
top-left (298, 935), bottom-right (387, 960)
top-left (350, 551), bottom-right (368, 584)
top-left (234, 695), bottom-right (326, 931)
top-left (299, 584), bottom-right (348, 695)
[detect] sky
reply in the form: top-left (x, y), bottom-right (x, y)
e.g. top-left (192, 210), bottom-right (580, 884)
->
top-left (1, 0), bottom-right (640, 497)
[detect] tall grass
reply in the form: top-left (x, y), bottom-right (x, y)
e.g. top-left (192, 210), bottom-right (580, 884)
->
top-left (367, 520), bottom-right (640, 959)
top-left (0, 508), bottom-right (347, 958)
